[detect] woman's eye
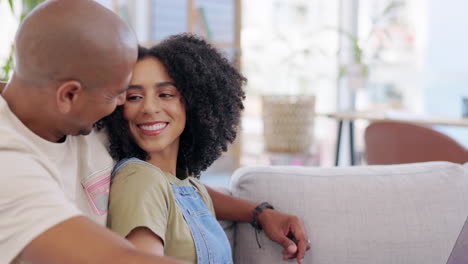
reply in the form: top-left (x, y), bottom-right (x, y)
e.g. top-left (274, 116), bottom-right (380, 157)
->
top-left (126, 95), bottom-right (142, 101)
top-left (160, 93), bottom-right (175, 98)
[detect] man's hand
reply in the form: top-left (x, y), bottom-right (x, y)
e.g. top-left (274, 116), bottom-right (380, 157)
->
top-left (257, 209), bottom-right (311, 264)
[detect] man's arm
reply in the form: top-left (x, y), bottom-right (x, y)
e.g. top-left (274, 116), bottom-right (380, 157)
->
top-left (0, 150), bottom-right (182, 264)
top-left (21, 216), bottom-right (184, 264)
top-left (205, 185), bottom-right (310, 264)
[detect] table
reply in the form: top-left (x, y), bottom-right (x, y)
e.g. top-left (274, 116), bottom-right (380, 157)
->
top-left (317, 111), bottom-right (468, 166)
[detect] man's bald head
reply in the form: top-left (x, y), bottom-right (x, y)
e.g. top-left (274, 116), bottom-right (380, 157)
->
top-left (14, 0), bottom-right (138, 90)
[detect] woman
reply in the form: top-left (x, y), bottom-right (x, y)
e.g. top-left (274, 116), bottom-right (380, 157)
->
top-left (101, 34), bottom-right (245, 263)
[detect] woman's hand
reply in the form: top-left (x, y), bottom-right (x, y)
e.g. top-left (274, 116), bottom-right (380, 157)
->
top-left (257, 209), bottom-right (311, 264)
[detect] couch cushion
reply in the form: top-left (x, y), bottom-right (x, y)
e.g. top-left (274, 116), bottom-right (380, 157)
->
top-left (231, 162), bottom-right (468, 264)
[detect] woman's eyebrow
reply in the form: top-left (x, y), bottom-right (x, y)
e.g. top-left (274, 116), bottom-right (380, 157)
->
top-left (127, 82), bottom-right (176, 90)
top-left (156, 81), bottom-right (176, 88)
top-left (116, 86), bottom-right (129, 95)
top-left (127, 84), bottom-right (143, 90)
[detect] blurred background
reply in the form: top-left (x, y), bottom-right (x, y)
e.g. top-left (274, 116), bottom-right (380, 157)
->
top-left (1, 0), bottom-right (467, 186)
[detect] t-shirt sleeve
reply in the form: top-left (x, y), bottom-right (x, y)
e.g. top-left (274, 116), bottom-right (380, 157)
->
top-left (0, 152), bottom-right (82, 263)
top-left (107, 164), bottom-right (170, 243)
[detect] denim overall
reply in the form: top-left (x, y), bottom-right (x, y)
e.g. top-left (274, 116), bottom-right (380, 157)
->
top-left (112, 158), bottom-right (233, 264)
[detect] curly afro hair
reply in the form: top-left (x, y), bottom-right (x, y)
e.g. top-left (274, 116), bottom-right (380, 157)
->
top-left (98, 33), bottom-right (246, 178)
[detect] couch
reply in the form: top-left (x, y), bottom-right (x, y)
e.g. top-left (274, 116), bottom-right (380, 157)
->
top-left (218, 161), bottom-right (468, 264)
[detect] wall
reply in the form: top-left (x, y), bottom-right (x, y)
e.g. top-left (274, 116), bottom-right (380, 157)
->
top-left (424, 0), bottom-right (468, 146)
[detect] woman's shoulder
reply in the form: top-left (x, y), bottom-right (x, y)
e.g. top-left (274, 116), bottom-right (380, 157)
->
top-left (188, 177), bottom-right (207, 191)
top-left (111, 158), bottom-right (169, 192)
top-left (188, 178), bottom-right (214, 208)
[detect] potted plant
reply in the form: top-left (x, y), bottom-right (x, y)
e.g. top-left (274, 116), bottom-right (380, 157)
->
top-left (1, 0), bottom-right (46, 81)
top-left (335, 1), bottom-right (404, 92)
top-left (260, 31), bottom-right (325, 153)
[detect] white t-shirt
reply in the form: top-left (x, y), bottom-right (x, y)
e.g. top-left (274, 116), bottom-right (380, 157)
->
top-left (0, 96), bottom-right (114, 263)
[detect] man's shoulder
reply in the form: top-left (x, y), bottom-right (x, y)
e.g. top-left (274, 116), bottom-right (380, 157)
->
top-left (0, 101), bottom-right (38, 154)
top-left (0, 124), bottom-right (34, 154)
top-left (72, 129), bottom-right (112, 161)
top-left (72, 128), bottom-right (109, 147)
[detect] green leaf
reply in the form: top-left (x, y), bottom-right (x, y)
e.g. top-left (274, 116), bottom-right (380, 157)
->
top-left (8, 0), bottom-right (14, 13)
top-left (21, 0), bottom-right (46, 18)
top-left (324, 26), bottom-right (363, 63)
top-left (372, 1), bottom-right (404, 25)
top-left (1, 46), bottom-right (15, 82)
top-left (1, 0), bottom-right (47, 82)
top-left (338, 65), bottom-right (347, 79)
top-left (361, 64), bottom-right (369, 78)
top-left (382, 1), bottom-right (404, 17)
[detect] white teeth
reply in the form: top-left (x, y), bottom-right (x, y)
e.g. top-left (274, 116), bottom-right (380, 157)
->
top-left (139, 123), bottom-right (167, 131)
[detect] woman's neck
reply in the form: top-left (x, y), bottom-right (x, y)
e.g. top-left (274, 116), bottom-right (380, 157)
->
top-left (146, 149), bottom-right (178, 176)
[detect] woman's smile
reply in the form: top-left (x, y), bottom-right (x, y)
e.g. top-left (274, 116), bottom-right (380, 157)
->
top-left (136, 122), bottom-right (169, 136)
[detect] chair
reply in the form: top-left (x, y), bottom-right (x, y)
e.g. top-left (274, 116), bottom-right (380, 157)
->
top-left (364, 120), bottom-right (468, 165)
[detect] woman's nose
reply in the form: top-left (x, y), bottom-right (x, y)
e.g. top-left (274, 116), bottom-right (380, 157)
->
top-left (142, 97), bottom-right (161, 114)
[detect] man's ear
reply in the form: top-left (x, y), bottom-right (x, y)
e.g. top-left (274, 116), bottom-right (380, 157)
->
top-left (56, 80), bottom-right (83, 114)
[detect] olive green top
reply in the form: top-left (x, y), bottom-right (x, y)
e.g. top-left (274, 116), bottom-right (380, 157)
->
top-left (107, 162), bottom-right (215, 263)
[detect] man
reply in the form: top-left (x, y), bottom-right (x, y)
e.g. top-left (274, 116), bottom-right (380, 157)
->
top-left (0, 0), bottom-right (310, 263)
top-left (0, 0), bottom-right (183, 263)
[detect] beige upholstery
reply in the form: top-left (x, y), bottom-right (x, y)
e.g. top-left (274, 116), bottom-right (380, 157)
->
top-left (228, 162), bottom-right (468, 264)
top-left (365, 120), bottom-right (468, 165)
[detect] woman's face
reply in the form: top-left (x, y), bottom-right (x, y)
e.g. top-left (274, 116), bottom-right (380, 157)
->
top-left (123, 57), bottom-right (186, 159)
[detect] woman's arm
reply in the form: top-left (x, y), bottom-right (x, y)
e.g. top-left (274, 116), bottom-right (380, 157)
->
top-left (205, 185), bottom-right (310, 264)
top-left (205, 185), bottom-right (256, 222)
top-left (126, 226), bottom-right (165, 256)
top-left (108, 165), bottom-right (169, 257)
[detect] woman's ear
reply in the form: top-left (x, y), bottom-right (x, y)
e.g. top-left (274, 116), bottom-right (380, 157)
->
top-left (55, 80), bottom-right (83, 114)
